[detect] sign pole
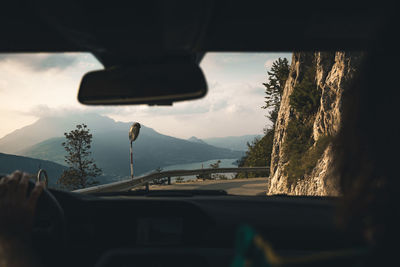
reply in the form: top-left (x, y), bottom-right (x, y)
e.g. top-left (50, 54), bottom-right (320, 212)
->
top-left (129, 122), bottom-right (141, 180)
top-left (130, 140), bottom-right (134, 179)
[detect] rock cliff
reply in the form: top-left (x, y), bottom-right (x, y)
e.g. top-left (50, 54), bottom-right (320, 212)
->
top-left (267, 52), bottom-right (363, 195)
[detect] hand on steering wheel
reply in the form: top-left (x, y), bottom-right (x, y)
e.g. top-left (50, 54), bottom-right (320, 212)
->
top-left (0, 170), bottom-right (44, 242)
top-left (0, 171), bottom-right (45, 267)
top-left (0, 170), bottom-right (66, 267)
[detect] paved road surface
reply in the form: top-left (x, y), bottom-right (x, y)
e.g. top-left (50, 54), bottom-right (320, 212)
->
top-left (149, 178), bottom-right (267, 196)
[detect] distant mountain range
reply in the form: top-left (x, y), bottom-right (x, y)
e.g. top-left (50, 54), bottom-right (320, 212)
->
top-left (0, 114), bottom-right (112, 154)
top-left (187, 136), bottom-right (207, 145)
top-left (0, 114), bottom-right (244, 183)
top-left (188, 135), bottom-right (261, 151)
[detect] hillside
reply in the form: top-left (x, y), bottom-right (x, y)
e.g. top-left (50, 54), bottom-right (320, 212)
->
top-left (2, 114), bottom-right (243, 179)
top-left (187, 136), bottom-right (207, 145)
top-left (0, 152), bottom-right (66, 188)
top-left (0, 113), bottom-right (114, 154)
top-left (203, 135), bottom-right (261, 151)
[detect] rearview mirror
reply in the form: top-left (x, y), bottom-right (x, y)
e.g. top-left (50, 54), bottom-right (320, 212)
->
top-left (78, 62), bottom-right (207, 105)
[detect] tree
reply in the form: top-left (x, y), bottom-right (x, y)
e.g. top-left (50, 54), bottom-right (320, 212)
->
top-left (238, 58), bottom-right (289, 177)
top-left (289, 66), bottom-right (320, 118)
top-left (57, 124), bottom-right (102, 190)
top-left (175, 177), bottom-right (185, 183)
top-left (151, 167), bottom-right (168, 185)
top-left (209, 160), bottom-right (221, 169)
top-left (262, 57), bottom-right (290, 125)
top-left (236, 130), bottom-right (273, 178)
top-left (196, 160), bottom-right (221, 180)
top-left (209, 160), bottom-right (222, 179)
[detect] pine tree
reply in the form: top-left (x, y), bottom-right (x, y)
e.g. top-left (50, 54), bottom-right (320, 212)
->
top-left (237, 57), bottom-right (290, 177)
top-left (289, 66), bottom-right (320, 118)
top-left (262, 57), bottom-right (290, 125)
top-left (57, 124), bottom-right (102, 190)
top-left (209, 160), bottom-right (221, 169)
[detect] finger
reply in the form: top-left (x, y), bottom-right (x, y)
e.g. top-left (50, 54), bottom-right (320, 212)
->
top-left (17, 172), bottom-right (30, 200)
top-left (27, 181), bottom-right (44, 212)
top-left (11, 170), bottom-right (23, 181)
top-left (2, 174), bottom-right (11, 183)
top-left (0, 175), bottom-right (6, 184)
top-left (8, 170), bottom-right (23, 191)
top-left (0, 183), bottom-right (5, 198)
top-left (0, 175), bottom-right (11, 197)
top-left (3, 172), bottom-right (21, 202)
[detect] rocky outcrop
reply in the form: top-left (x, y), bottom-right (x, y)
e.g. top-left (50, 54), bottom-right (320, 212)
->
top-left (267, 52), bottom-right (363, 196)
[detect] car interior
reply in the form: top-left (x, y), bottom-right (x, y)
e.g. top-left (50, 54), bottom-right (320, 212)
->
top-left (0, 1), bottom-right (395, 266)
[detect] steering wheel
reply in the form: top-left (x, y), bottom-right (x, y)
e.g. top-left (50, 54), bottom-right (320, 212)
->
top-left (0, 174), bottom-right (66, 264)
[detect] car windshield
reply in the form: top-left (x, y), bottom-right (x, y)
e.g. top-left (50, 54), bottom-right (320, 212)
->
top-left (0, 51), bottom-right (358, 196)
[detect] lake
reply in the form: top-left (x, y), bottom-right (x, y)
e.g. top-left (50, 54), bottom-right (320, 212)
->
top-left (106, 158), bottom-right (240, 183)
top-left (162, 158), bottom-right (239, 180)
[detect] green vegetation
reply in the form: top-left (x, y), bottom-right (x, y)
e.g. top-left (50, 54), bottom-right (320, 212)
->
top-left (283, 120), bottom-right (331, 186)
top-left (238, 58), bottom-right (289, 177)
top-left (175, 177), bottom-right (184, 183)
top-left (57, 124), bottom-right (102, 190)
top-left (151, 167), bottom-right (169, 185)
top-left (236, 130), bottom-right (274, 178)
top-left (17, 114), bottom-right (243, 180)
top-left (262, 58), bottom-right (290, 125)
top-left (238, 54), bottom-right (331, 187)
top-left (196, 160), bottom-right (222, 180)
top-left (209, 160), bottom-right (229, 180)
top-left (283, 60), bottom-right (330, 187)
top-left (289, 66), bottom-right (320, 116)
top-left (209, 160), bottom-right (221, 169)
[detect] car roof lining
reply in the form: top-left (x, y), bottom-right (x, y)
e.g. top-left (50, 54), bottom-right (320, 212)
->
top-left (0, 1), bottom-right (393, 67)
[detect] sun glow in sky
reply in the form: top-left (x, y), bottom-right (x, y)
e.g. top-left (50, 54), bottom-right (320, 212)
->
top-left (0, 52), bottom-right (291, 139)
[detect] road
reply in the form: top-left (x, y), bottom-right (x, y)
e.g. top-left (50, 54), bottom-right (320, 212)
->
top-left (149, 178), bottom-right (268, 196)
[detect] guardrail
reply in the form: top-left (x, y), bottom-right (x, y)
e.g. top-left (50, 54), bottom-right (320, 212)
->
top-left (73, 167), bottom-right (268, 194)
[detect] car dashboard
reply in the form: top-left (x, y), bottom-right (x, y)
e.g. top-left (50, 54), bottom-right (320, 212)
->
top-left (46, 190), bottom-right (363, 267)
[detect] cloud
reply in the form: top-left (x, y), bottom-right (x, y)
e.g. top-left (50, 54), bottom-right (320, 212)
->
top-left (25, 105), bottom-right (86, 118)
top-left (0, 52), bottom-right (290, 139)
top-left (32, 54), bottom-right (77, 71)
top-left (0, 53), bottom-right (89, 72)
top-left (100, 79), bottom-right (271, 139)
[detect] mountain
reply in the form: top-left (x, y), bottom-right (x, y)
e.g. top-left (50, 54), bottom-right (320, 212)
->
top-left (20, 137), bottom-right (66, 166)
top-left (1, 114), bottom-right (243, 180)
top-left (0, 152), bottom-right (66, 188)
top-left (203, 135), bottom-right (261, 151)
top-left (187, 136), bottom-right (207, 144)
top-left (0, 113), bottom-right (116, 154)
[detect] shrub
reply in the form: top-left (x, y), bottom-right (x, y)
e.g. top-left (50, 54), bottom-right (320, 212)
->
top-left (150, 167), bottom-right (168, 185)
top-left (284, 134), bottom-right (332, 187)
top-left (175, 177), bottom-right (185, 183)
top-left (215, 174), bottom-right (228, 180)
top-left (289, 66), bottom-right (320, 118)
top-left (236, 130), bottom-right (273, 178)
top-left (151, 177), bottom-right (168, 185)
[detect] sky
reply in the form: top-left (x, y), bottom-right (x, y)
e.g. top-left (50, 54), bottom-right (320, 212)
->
top-left (0, 52), bottom-right (291, 139)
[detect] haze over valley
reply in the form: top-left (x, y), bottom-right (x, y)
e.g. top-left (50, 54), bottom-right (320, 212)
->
top-left (0, 113), bottom-right (259, 187)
